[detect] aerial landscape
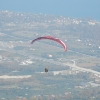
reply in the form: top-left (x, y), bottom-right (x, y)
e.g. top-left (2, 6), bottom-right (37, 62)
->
top-left (0, 10), bottom-right (100, 100)
top-left (0, 0), bottom-right (100, 100)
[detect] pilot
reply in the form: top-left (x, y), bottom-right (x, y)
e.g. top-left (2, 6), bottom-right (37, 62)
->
top-left (45, 68), bottom-right (48, 72)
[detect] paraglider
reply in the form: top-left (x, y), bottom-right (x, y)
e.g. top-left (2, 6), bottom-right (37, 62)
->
top-left (31, 36), bottom-right (68, 72)
top-left (31, 36), bottom-right (68, 51)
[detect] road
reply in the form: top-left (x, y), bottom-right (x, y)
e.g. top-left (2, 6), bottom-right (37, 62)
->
top-left (0, 75), bottom-right (32, 79)
top-left (64, 62), bottom-right (100, 75)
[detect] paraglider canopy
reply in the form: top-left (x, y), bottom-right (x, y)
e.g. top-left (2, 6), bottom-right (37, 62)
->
top-left (31, 36), bottom-right (68, 51)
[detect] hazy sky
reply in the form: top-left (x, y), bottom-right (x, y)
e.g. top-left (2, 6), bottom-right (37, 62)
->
top-left (0, 0), bottom-right (100, 20)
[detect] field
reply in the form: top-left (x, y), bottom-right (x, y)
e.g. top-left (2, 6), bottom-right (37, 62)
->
top-left (0, 11), bottom-right (100, 99)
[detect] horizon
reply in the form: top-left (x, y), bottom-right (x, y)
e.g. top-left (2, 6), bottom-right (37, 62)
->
top-left (0, 0), bottom-right (100, 21)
